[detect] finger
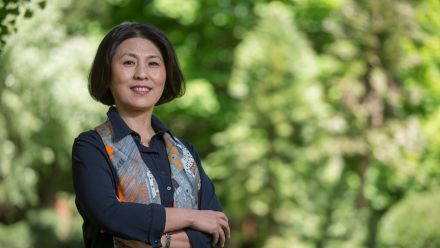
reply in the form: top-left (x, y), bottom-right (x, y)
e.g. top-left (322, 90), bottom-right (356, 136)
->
top-left (221, 214), bottom-right (230, 239)
top-left (219, 219), bottom-right (231, 239)
top-left (225, 220), bottom-right (230, 239)
top-left (218, 213), bottom-right (230, 236)
top-left (218, 225), bottom-right (226, 247)
top-left (219, 212), bottom-right (227, 221)
top-left (212, 231), bottom-right (219, 247)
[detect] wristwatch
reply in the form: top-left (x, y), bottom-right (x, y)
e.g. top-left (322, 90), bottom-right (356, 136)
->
top-left (164, 232), bottom-right (172, 248)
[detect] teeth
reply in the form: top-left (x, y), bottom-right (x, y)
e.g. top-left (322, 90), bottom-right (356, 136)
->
top-left (132, 86), bottom-right (151, 92)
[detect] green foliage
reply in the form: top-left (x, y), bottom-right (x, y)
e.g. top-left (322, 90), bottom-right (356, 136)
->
top-left (208, 0), bottom-right (440, 247)
top-left (0, 0), bottom-right (103, 246)
top-left (0, 220), bottom-right (32, 248)
top-left (379, 190), bottom-right (440, 248)
top-left (1, 0), bottom-right (104, 207)
top-left (207, 2), bottom-right (332, 246)
top-left (0, 0), bottom-right (46, 49)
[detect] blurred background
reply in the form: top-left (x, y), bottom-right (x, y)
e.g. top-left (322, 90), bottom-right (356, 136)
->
top-left (1, 0), bottom-right (440, 247)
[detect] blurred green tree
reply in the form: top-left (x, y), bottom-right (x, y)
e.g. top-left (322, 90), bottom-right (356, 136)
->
top-left (379, 190), bottom-right (440, 247)
top-left (0, 0), bottom-right (46, 49)
top-left (0, 0), bottom-right (104, 246)
top-left (206, 0), bottom-right (440, 247)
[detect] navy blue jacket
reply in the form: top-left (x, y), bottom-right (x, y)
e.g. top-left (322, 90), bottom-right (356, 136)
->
top-left (72, 107), bottom-right (221, 247)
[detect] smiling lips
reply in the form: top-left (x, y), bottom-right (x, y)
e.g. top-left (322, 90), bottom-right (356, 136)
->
top-left (130, 85), bottom-right (152, 95)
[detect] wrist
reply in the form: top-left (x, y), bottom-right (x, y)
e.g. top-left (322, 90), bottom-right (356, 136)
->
top-left (187, 209), bottom-right (196, 228)
top-left (161, 234), bottom-right (165, 246)
top-left (162, 232), bottom-right (171, 248)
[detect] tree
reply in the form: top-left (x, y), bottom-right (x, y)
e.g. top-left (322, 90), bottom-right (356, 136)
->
top-left (0, 0), bottom-right (46, 50)
top-left (0, 1), bottom-right (104, 246)
top-left (207, 0), bottom-right (440, 247)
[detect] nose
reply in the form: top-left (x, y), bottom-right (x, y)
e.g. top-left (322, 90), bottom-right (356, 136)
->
top-left (134, 63), bottom-right (148, 80)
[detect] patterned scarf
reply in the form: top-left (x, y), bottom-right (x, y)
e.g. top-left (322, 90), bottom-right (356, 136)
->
top-left (95, 120), bottom-right (201, 247)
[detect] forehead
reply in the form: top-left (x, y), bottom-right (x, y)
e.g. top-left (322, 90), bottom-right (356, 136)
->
top-left (114, 37), bottom-right (162, 57)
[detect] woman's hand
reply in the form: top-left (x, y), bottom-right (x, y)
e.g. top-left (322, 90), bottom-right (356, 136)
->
top-left (190, 210), bottom-right (230, 247)
top-left (164, 208), bottom-right (230, 247)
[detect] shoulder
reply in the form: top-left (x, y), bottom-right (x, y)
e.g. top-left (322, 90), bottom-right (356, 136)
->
top-left (71, 129), bottom-right (111, 169)
top-left (74, 129), bottom-right (101, 144)
top-left (72, 129), bottom-right (105, 153)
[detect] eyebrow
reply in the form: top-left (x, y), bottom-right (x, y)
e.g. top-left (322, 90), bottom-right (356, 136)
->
top-left (122, 52), bottom-right (163, 60)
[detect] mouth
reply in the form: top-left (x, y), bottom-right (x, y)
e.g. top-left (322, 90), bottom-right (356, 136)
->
top-left (130, 85), bottom-right (152, 94)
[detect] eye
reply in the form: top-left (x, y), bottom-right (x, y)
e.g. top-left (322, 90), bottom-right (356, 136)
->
top-left (123, 60), bottom-right (135, 65)
top-left (148, 61), bottom-right (160, 67)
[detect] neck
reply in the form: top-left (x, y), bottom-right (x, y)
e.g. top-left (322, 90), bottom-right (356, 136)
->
top-left (115, 106), bottom-right (156, 144)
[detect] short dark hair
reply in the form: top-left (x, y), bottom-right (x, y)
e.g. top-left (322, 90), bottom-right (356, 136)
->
top-left (88, 22), bottom-right (185, 106)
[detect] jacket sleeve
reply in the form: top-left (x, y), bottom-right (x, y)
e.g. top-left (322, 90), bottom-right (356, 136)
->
top-left (72, 131), bottom-right (165, 247)
top-left (182, 141), bottom-right (224, 248)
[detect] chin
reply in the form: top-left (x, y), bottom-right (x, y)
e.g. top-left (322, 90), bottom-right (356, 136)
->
top-left (132, 104), bottom-right (155, 111)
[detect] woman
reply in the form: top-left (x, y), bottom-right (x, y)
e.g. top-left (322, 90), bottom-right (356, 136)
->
top-left (72, 22), bottom-right (230, 248)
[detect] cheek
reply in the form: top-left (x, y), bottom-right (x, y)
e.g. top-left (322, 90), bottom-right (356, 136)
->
top-left (111, 63), bottom-right (132, 80)
top-left (151, 68), bottom-right (166, 82)
top-left (112, 70), bottom-right (128, 82)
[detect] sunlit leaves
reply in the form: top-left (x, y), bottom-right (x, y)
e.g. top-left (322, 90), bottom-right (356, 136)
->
top-left (379, 191), bottom-right (440, 247)
top-left (153, 0), bottom-right (199, 25)
top-left (173, 79), bottom-right (220, 116)
top-left (0, 1), bottom-right (103, 244)
top-left (0, 0), bottom-right (45, 49)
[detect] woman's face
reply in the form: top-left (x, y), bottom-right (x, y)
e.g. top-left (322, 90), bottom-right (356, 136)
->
top-left (110, 37), bottom-right (166, 113)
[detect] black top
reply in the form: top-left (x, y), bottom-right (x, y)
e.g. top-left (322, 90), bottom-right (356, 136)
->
top-left (72, 107), bottom-right (222, 247)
